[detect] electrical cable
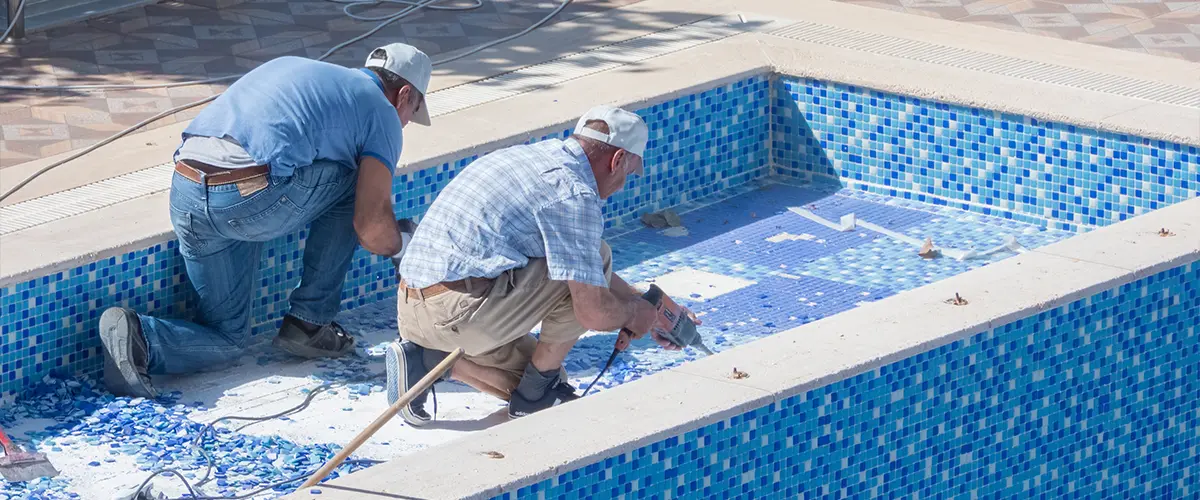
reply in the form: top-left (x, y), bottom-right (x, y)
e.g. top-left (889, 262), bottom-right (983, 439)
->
top-left (191, 384), bottom-right (332, 489)
top-left (127, 384), bottom-right (384, 500)
top-left (328, 0), bottom-right (483, 22)
top-left (0, 95), bottom-right (218, 204)
top-left (581, 348), bottom-right (620, 397)
top-left (0, 0), bottom-right (27, 44)
top-left (0, 0), bottom-right (572, 204)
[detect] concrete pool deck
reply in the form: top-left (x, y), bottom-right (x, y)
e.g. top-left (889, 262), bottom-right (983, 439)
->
top-left (3, 0), bottom-right (1200, 497)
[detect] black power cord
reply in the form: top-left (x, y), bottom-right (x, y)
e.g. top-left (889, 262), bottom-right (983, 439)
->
top-left (129, 384), bottom-right (382, 500)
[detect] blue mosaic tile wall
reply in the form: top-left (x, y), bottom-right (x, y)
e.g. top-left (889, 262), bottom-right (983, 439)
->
top-left (0, 76), bottom-right (771, 396)
top-left (497, 261), bottom-right (1200, 499)
top-left (772, 76), bottom-right (1200, 232)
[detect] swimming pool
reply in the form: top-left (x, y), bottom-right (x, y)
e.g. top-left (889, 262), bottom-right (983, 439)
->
top-left (460, 75), bottom-right (1200, 500)
top-left (4, 14), bottom-right (1200, 499)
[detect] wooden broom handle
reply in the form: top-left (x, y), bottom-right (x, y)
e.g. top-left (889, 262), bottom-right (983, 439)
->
top-left (300, 347), bottom-right (464, 489)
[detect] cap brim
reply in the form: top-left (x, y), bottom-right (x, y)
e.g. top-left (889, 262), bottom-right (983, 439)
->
top-left (631, 154), bottom-right (645, 177)
top-left (412, 99), bottom-right (431, 126)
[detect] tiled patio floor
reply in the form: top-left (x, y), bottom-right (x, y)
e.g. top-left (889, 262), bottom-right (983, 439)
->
top-left (0, 0), bottom-right (641, 168)
top-left (0, 0), bottom-right (1197, 170)
top-left (842, 0), bottom-right (1200, 60)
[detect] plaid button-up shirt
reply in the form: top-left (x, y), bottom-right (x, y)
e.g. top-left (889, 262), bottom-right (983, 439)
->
top-left (398, 138), bottom-right (608, 289)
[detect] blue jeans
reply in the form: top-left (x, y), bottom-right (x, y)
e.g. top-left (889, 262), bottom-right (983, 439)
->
top-left (139, 160), bottom-right (359, 375)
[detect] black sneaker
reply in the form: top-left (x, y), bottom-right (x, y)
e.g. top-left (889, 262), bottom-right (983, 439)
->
top-left (98, 307), bottom-right (157, 399)
top-left (272, 316), bottom-right (356, 359)
top-left (508, 377), bottom-right (580, 419)
top-left (385, 340), bottom-right (438, 426)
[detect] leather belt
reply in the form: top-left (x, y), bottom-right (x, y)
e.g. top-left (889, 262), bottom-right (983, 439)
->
top-left (401, 277), bottom-right (493, 300)
top-left (175, 160), bottom-right (270, 185)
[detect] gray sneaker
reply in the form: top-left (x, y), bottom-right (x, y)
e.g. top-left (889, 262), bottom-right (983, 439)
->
top-left (386, 340), bottom-right (448, 427)
top-left (98, 307), bottom-right (157, 399)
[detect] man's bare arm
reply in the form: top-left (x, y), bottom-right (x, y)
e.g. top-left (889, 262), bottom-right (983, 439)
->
top-left (567, 281), bottom-right (656, 334)
top-left (353, 157), bottom-right (402, 256)
top-left (609, 273), bottom-right (642, 301)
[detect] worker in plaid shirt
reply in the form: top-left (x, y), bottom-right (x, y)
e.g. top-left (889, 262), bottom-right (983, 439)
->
top-left (388, 105), bottom-right (690, 422)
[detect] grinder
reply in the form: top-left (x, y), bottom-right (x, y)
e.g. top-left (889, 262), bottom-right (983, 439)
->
top-left (615, 284), bottom-right (713, 354)
top-left (582, 284), bottom-right (712, 396)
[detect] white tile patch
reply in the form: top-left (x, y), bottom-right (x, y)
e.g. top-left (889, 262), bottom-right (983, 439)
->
top-left (639, 267), bottom-right (756, 302)
top-left (766, 231), bottom-right (818, 243)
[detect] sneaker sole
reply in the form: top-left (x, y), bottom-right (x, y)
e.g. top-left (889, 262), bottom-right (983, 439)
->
top-left (98, 308), bottom-right (157, 399)
top-left (385, 342), bottom-right (430, 427)
top-left (271, 335), bottom-right (354, 359)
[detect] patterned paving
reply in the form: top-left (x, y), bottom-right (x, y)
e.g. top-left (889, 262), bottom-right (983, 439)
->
top-left (843, 0), bottom-right (1200, 60)
top-left (0, 0), bottom-right (1197, 171)
top-left (0, 0), bottom-right (640, 168)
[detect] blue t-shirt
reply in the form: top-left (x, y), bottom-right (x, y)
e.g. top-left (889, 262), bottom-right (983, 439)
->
top-left (180, 56), bottom-right (404, 176)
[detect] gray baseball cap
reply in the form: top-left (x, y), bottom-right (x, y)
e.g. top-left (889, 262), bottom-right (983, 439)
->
top-left (365, 43), bottom-right (432, 126)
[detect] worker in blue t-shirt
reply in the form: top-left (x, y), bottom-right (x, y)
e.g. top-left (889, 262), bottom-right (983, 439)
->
top-left (96, 43), bottom-right (433, 398)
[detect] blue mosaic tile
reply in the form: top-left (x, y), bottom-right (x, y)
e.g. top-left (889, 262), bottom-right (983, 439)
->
top-left (614, 250), bottom-right (779, 286)
top-left (796, 213), bottom-right (1071, 290)
top-left (497, 261), bottom-right (1200, 499)
top-left (616, 182), bottom-right (838, 251)
top-left (772, 77), bottom-right (1200, 232)
top-left (680, 188), bottom-right (938, 271)
top-left (0, 76), bottom-right (772, 396)
top-left (690, 274), bottom-right (888, 342)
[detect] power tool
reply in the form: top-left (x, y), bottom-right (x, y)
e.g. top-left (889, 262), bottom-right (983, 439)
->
top-left (582, 284), bottom-right (713, 396)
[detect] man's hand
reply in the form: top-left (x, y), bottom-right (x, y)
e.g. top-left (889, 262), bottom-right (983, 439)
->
top-left (681, 305), bottom-right (702, 327)
top-left (633, 299), bottom-right (703, 352)
top-left (623, 299), bottom-right (658, 337)
top-left (390, 218), bottom-right (417, 272)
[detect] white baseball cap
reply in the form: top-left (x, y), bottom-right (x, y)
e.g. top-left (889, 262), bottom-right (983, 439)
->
top-left (573, 105), bottom-right (648, 176)
top-left (365, 43), bottom-right (433, 126)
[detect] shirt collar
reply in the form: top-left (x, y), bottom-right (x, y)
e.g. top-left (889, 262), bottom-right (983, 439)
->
top-left (359, 68), bottom-right (386, 94)
top-left (561, 138), bottom-right (599, 194)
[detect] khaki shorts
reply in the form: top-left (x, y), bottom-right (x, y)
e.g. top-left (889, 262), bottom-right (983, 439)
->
top-left (397, 241), bottom-right (614, 380)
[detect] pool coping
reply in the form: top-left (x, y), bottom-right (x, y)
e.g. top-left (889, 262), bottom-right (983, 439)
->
top-left (4, 0), bottom-right (1200, 289)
